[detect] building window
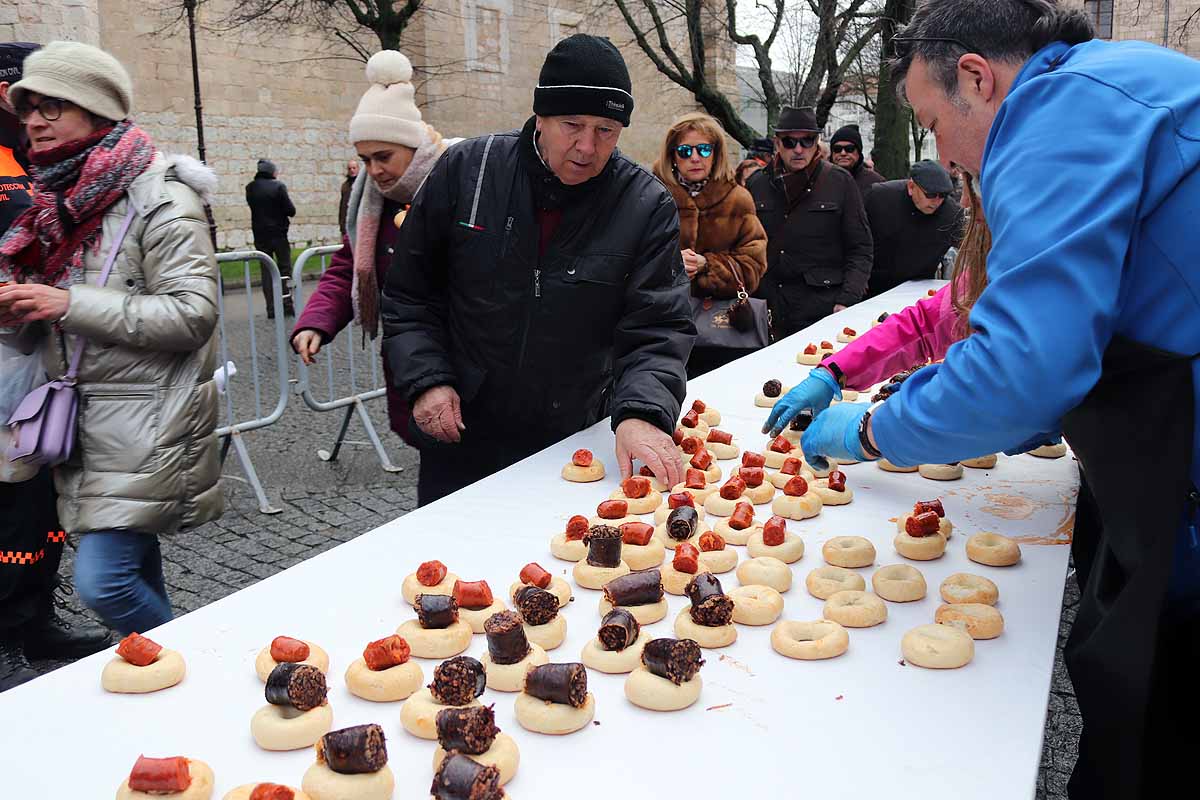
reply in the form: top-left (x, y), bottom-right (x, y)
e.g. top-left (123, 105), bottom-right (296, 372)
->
top-left (548, 7), bottom-right (582, 46)
top-left (462, 0), bottom-right (512, 73)
top-left (1084, 0), bottom-right (1114, 40)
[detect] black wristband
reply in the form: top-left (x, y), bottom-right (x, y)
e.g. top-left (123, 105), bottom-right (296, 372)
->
top-left (823, 361), bottom-right (846, 388)
top-left (858, 408), bottom-right (882, 460)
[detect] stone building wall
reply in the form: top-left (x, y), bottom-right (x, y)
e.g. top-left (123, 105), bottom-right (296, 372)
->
top-left (5, 0), bottom-right (731, 249)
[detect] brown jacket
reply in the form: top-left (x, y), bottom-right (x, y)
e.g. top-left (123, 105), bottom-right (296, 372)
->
top-left (660, 176), bottom-right (767, 299)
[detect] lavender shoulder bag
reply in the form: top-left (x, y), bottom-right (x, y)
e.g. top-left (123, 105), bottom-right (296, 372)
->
top-left (5, 205), bottom-right (137, 467)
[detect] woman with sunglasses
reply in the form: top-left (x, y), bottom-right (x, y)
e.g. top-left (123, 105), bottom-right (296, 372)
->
top-left (652, 112), bottom-right (767, 377)
top-left (745, 106), bottom-right (873, 339)
top-left (0, 42), bottom-right (222, 636)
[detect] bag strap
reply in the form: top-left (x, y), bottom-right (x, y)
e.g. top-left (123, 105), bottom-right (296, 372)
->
top-left (65, 203), bottom-right (137, 380)
top-left (724, 256), bottom-right (750, 299)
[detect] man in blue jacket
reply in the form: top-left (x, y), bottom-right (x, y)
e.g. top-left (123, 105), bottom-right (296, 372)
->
top-left (800, 1), bottom-right (1200, 796)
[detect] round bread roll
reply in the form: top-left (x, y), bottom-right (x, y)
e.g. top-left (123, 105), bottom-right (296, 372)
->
top-left (713, 517), bottom-right (760, 546)
top-left (523, 615), bottom-right (568, 651)
top-left (935, 603), bottom-right (1005, 639)
top-left (822, 536), bottom-right (876, 569)
top-left (901, 623), bottom-right (975, 669)
top-left (747, 528), bottom-right (804, 563)
top-left (549, 533), bottom-right (586, 562)
top-left (481, 643), bottom-right (549, 692)
top-left (395, 619), bottom-right (472, 659)
top-left (871, 564), bottom-right (927, 602)
top-left (624, 665), bottom-right (702, 711)
top-left (727, 585), bottom-right (784, 625)
top-left (896, 512), bottom-right (953, 540)
top-left (1029, 442), bottom-right (1068, 458)
top-left (345, 658), bottom-right (423, 702)
top-left (118, 760), bottom-right (213, 800)
top-left (223, 784), bottom-right (311, 800)
top-left (966, 532), bottom-right (1022, 567)
top-left (598, 597), bottom-right (669, 626)
top-left (460, 599), bottom-right (508, 634)
top-left (697, 547), bottom-right (738, 574)
top-left (562, 461), bottom-right (605, 482)
top-left (250, 702), bottom-right (333, 751)
top-left (402, 572), bottom-right (459, 605)
top-left (878, 458), bottom-right (918, 473)
top-left (736, 556), bottom-right (792, 592)
top-left (572, 560), bottom-right (631, 590)
top-left (805, 565), bottom-right (865, 600)
top-left (770, 620), bottom-right (849, 660)
top-left (894, 531), bottom-right (947, 561)
top-left (940, 573), bottom-right (999, 606)
top-left (609, 487), bottom-right (663, 515)
top-left (432, 732), bottom-right (520, 786)
top-left (514, 691), bottom-right (596, 735)
top-left (399, 687), bottom-right (481, 740)
top-left (102, 648), bottom-right (187, 694)
top-left (255, 642), bottom-right (328, 683)
top-left (509, 577), bottom-right (572, 608)
top-left (302, 762), bottom-right (394, 800)
top-left (823, 590), bottom-right (887, 628)
top-left (674, 608), bottom-right (738, 648)
top-left (918, 463), bottom-right (964, 481)
top-left (770, 491), bottom-right (823, 521)
top-left (961, 454), bottom-right (998, 469)
top-left (580, 633), bottom-right (646, 675)
top-left (660, 562), bottom-right (700, 595)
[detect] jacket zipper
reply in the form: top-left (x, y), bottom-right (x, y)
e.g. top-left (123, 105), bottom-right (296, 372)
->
top-left (1188, 487), bottom-right (1200, 549)
top-left (515, 215), bottom-right (537, 375)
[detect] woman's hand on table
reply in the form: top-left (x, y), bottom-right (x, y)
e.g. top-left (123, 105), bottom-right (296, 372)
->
top-left (762, 367), bottom-right (841, 437)
top-left (615, 418), bottom-right (683, 487)
top-left (0, 283), bottom-right (69, 325)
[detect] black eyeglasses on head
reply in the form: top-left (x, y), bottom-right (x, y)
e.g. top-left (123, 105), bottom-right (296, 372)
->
top-left (778, 134), bottom-right (817, 150)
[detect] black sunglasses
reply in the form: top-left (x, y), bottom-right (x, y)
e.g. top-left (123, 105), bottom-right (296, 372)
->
top-left (778, 134), bottom-right (817, 150)
top-left (675, 143), bottom-right (714, 159)
top-left (830, 144), bottom-right (859, 154)
top-left (15, 96), bottom-right (70, 123)
top-left (893, 35), bottom-right (978, 58)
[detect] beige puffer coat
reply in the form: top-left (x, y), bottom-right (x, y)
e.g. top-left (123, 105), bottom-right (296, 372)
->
top-left (39, 153), bottom-right (223, 535)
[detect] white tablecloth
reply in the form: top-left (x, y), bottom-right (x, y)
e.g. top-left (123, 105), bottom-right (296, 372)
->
top-left (0, 281), bottom-right (1077, 799)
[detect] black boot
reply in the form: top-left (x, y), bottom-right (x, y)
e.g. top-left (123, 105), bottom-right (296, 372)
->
top-left (22, 583), bottom-right (112, 661)
top-left (0, 638), bottom-right (38, 692)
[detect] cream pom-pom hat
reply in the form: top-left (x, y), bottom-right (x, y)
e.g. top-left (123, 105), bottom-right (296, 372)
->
top-left (348, 50), bottom-right (425, 147)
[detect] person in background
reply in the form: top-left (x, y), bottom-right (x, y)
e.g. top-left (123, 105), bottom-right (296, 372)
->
top-left (0, 41), bottom-right (222, 639)
top-left (245, 158), bottom-right (296, 318)
top-left (292, 50), bottom-right (453, 448)
top-left (338, 158), bottom-right (359, 238)
top-left (746, 105), bottom-right (873, 338)
top-left (0, 40), bottom-right (110, 692)
top-left (653, 112), bottom-right (767, 378)
top-left (381, 34), bottom-right (695, 506)
top-left (801, 2), bottom-right (1200, 793)
top-left (864, 159), bottom-right (964, 297)
top-left (828, 123), bottom-right (885, 198)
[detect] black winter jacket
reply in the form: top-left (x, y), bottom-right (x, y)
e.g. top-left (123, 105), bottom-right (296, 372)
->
top-left (245, 172), bottom-right (296, 238)
top-left (381, 117), bottom-right (695, 449)
top-left (864, 179), bottom-right (964, 297)
top-left (748, 158), bottom-right (873, 338)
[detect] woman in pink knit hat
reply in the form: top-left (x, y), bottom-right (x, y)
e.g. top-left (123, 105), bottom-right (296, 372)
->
top-left (291, 50), bottom-right (455, 445)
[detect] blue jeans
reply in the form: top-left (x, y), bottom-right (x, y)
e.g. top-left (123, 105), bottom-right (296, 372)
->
top-left (74, 532), bottom-right (172, 635)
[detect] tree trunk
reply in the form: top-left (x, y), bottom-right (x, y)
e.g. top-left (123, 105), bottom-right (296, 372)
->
top-left (873, 0), bottom-right (916, 179)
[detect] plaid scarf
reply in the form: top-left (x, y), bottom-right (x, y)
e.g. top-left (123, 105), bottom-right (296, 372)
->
top-left (0, 121), bottom-right (156, 287)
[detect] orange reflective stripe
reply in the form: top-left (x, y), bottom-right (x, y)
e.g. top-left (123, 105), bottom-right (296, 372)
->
top-left (0, 146), bottom-right (26, 179)
top-left (0, 548), bottom-right (45, 565)
top-left (47, 530), bottom-right (66, 543)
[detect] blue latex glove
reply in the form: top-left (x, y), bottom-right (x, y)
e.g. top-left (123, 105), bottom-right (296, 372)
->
top-left (801, 402), bottom-right (871, 472)
top-left (1002, 432), bottom-right (1062, 457)
top-left (762, 368), bottom-right (841, 436)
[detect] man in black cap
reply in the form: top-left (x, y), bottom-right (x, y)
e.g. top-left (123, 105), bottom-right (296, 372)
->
top-left (863, 160), bottom-right (964, 297)
top-left (746, 106), bottom-right (873, 338)
top-left (0, 41), bottom-right (111, 692)
top-left (828, 124), bottom-right (885, 198)
top-left (245, 158), bottom-right (296, 318)
top-left (381, 34), bottom-right (695, 506)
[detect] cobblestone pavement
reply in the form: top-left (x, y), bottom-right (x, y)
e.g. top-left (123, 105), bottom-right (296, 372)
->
top-left (28, 302), bottom-right (1082, 797)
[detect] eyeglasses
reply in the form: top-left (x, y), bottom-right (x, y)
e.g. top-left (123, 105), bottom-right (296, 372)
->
top-left (778, 135), bottom-right (817, 150)
top-left (675, 143), bottom-right (714, 159)
top-left (893, 35), bottom-right (977, 59)
top-left (830, 144), bottom-right (859, 154)
top-left (15, 96), bottom-right (69, 123)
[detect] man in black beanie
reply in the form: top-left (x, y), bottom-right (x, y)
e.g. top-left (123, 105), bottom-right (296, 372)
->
top-left (382, 34), bottom-right (695, 506)
top-left (829, 123), bottom-right (885, 197)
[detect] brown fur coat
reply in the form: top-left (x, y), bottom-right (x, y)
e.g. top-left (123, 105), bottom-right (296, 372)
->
top-left (660, 176), bottom-right (768, 299)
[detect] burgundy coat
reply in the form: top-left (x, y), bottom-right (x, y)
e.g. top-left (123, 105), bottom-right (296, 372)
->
top-left (292, 217), bottom-right (413, 445)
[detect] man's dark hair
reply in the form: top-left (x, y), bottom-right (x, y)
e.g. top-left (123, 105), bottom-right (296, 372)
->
top-left (892, 0), bottom-right (1094, 102)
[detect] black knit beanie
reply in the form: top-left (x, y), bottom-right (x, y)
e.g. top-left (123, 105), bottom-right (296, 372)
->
top-left (830, 124), bottom-right (864, 151)
top-left (533, 34), bottom-right (634, 127)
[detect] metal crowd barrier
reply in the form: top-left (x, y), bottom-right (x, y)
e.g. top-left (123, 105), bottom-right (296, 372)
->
top-left (214, 251), bottom-right (291, 514)
top-left (290, 245), bottom-right (403, 473)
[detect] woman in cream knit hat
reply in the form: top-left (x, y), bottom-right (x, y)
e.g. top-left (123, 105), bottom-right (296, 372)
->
top-left (291, 50), bottom-right (454, 445)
